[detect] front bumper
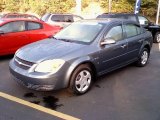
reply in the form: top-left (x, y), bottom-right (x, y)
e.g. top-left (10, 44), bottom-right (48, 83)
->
top-left (9, 59), bottom-right (68, 91)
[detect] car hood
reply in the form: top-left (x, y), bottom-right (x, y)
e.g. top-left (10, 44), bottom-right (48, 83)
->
top-left (16, 39), bottom-right (86, 63)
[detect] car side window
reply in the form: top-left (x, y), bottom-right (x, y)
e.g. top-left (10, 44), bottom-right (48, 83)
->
top-left (51, 15), bottom-right (64, 22)
top-left (64, 15), bottom-right (73, 22)
top-left (27, 22), bottom-right (42, 30)
top-left (138, 16), bottom-right (149, 25)
top-left (0, 21), bottom-right (25, 33)
top-left (104, 25), bottom-right (123, 41)
top-left (125, 24), bottom-right (140, 38)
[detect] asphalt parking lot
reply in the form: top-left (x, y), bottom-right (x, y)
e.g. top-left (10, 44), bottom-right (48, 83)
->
top-left (0, 43), bottom-right (160, 120)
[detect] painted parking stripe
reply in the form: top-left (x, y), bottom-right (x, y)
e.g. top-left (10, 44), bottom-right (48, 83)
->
top-left (0, 92), bottom-right (80, 120)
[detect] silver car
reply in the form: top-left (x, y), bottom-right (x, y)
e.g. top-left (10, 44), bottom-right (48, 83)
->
top-left (9, 19), bottom-right (153, 95)
top-left (41, 13), bottom-right (83, 28)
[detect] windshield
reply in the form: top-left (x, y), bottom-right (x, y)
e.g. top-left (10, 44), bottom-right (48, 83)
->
top-left (54, 22), bottom-right (104, 43)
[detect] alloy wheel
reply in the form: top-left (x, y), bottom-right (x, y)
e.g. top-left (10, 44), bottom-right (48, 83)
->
top-left (157, 34), bottom-right (160, 43)
top-left (75, 70), bottom-right (91, 92)
top-left (141, 50), bottom-right (148, 65)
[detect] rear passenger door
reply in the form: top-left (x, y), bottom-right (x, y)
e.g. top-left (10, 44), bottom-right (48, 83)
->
top-left (124, 23), bottom-right (143, 61)
top-left (0, 21), bottom-right (29, 54)
top-left (26, 21), bottom-right (46, 43)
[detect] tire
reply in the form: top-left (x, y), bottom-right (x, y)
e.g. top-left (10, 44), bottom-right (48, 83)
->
top-left (68, 64), bottom-right (93, 95)
top-left (136, 48), bottom-right (149, 67)
top-left (154, 32), bottom-right (160, 43)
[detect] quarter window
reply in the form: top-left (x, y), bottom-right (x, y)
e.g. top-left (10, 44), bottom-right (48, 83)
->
top-left (105, 26), bottom-right (123, 41)
top-left (63, 15), bottom-right (73, 22)
top-left (0, 21), bottom-right (25, 33)
top-left (27, 22), bottom-right (41, 30)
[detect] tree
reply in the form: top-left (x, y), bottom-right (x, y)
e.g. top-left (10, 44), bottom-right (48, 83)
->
top-left (0, 0), bottom-right (158, 18)
top-left (100, 0), bottom-right (157, 17)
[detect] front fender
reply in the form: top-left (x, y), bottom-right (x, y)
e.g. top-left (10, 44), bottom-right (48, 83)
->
top-left (138, 41), bottom-right (151, 56)
top-left (64, 56), bottom-right (92, 87)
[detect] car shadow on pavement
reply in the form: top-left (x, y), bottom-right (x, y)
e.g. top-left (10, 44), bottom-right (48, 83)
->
top-left (0, 55), bottom-right (14, 61)
top-left (152, 43), bottom-right (160, 52)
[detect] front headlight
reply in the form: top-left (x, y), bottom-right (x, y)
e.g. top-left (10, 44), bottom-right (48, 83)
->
top-left (35, 59), bottom-right (65, 73)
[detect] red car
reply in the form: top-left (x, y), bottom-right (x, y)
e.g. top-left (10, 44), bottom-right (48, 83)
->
top-left (0, 18), bottom-right (61, 55)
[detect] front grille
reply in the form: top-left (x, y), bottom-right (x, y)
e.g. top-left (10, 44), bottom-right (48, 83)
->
top-left (14, 56), bottom-right (35, 70)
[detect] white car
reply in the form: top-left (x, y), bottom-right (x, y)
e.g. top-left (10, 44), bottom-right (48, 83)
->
top-left (41, 13), bottom-right (83, 28)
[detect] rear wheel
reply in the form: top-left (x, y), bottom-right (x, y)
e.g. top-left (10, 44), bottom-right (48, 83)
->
top-left (136, 48), bottom-right (149, 67)
top-left (68, 64), bottom-right (93, 95)
top-left (154, 32), bottom-right (160, 43)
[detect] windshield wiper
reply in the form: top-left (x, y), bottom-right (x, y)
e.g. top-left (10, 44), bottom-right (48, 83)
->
top-left (51, 36), bottom-right (58, 40)
top-left (58, 38), bottom-right (74, 43)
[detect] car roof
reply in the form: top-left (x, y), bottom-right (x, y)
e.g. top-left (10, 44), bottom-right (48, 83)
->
top-left (0, 18), bottom-right (41, 25)
top-left (96, 13), bottom-right (137, 19)
top-left (98, 13), bottom-right (136, 16)
top-left (43, 13), bottom-right (83, 18)
top-left (46, 13), bottom-right (79, 15)
top-left (2, 13), bottom-right (38, 17)
top-left (79, 18), bottom-right (139, 25)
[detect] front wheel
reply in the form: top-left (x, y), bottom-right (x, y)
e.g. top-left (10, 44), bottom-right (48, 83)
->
top-left (154, 32), bottom-right (160, 43)
top-left (68, 64), bottom-right (93, 95)
top-left (136, 48), bottom-right (149, 67)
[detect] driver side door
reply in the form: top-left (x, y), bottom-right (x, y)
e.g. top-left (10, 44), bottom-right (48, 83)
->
top-left (98, 23), bottom-right (128, 74)
top-left (0, 21), bottom-right (29, 55)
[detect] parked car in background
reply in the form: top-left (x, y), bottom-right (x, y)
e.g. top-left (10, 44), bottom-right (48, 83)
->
top-left (97, 13), bottom-right (160, 43)
top-left (41, 13), bottom-right (83, 27)
top-left (9, 19), bottom-right (153, 95)
top-left (0, 14), bottom-right (3, 19)
top-left (0, 13), bottom-right (39, 20)
top-left (0, 18), bottom-right (61, 55)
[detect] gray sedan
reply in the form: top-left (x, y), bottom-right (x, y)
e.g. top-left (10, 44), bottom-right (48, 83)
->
top-left (9, 19), bottom-right (153, 95)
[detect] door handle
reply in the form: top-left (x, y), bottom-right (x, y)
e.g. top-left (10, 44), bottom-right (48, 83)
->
top-left (121, 44), bottom-right (127, 48)
top-left (138, 39), bottom-right (143, 43)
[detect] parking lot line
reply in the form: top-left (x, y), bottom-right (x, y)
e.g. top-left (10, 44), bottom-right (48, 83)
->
top-left (0, 92), bottom-right (80, 120)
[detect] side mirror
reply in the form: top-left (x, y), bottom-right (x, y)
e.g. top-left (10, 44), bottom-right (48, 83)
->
top-left (101, 38), bottom-right (116, 46)
top-left (0, 31), bottom-right (4, 35)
